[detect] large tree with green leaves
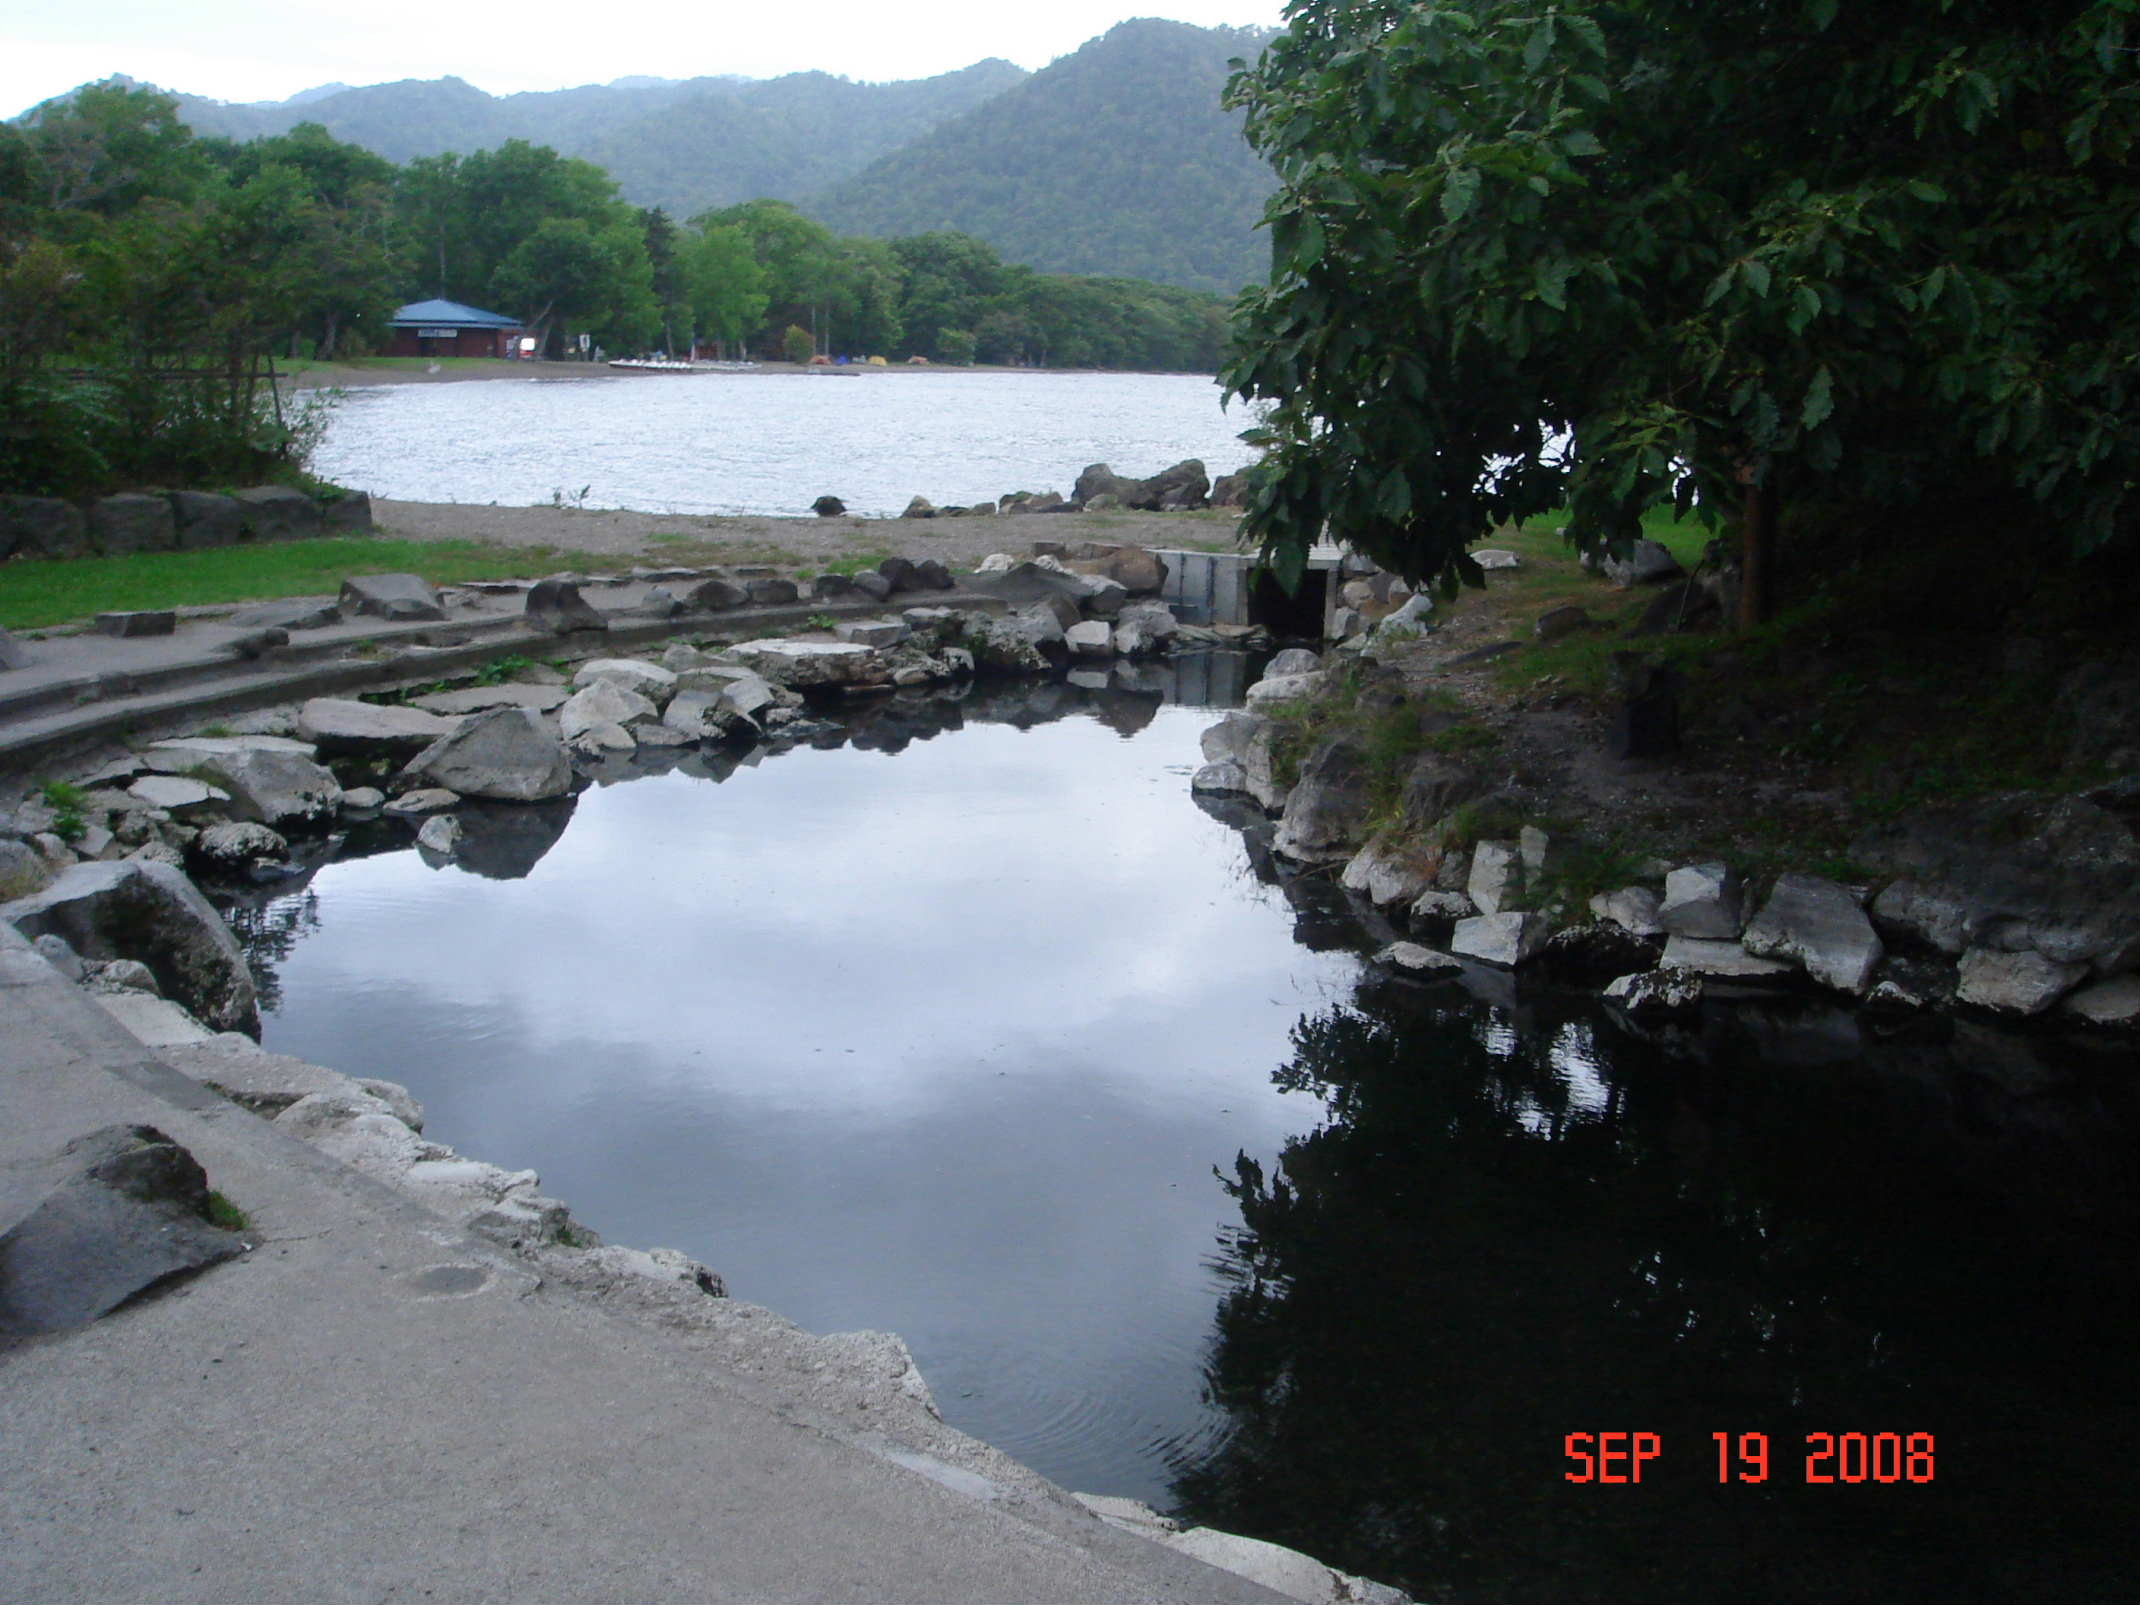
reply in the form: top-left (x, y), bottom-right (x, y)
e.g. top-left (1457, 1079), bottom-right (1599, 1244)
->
top-left (1223, 0), bottom-right (2140, 619)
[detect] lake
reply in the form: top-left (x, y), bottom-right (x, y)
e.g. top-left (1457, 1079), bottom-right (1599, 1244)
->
top-left (308, 370), bottom-right (1263, 518)
top-left (222, 667), bottom-right (2140, 1602)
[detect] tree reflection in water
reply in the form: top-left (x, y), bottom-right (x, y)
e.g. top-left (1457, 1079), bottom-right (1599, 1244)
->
top-left (1169, 985), bottom-right (2139, 1603)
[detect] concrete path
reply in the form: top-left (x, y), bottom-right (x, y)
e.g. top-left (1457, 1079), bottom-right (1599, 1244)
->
top-left (1, 926), bottom-right (1287, 1603)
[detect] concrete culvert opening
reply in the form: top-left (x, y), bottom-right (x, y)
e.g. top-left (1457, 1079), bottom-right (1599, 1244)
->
top-left (1250, 567), bottom-right (1331, 640)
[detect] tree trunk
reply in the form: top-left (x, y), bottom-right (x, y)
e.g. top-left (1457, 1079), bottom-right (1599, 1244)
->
top-left (1739, 473), bottom-right (1777, 629)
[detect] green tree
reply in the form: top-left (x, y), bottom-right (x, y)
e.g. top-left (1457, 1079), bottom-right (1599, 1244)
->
top-left (678, 221), bottom-right (769, 356)
top-left (781, 322), bottom-right (815, 364)
top-left (1223, 0), bottom-right (2140, 617)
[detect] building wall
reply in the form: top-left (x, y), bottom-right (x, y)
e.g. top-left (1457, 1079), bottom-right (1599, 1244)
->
top-left (386, 327), bottom-right (518, 359)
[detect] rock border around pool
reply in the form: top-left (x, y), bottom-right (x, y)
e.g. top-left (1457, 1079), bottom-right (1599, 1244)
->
top-left (0, 486), bottom-right (372, 559)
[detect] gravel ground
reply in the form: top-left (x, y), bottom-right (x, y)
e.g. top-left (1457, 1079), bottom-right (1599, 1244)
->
top-left (372, 498), bottom-right (1248, 571)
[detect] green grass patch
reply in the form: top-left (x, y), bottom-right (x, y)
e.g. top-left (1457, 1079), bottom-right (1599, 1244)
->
top-left (823, 551), bottom-right (893, 576)
top-left (203, 1190), bottom-right (249, 1232)
top-left (0, 538), bottom-right (619, 630)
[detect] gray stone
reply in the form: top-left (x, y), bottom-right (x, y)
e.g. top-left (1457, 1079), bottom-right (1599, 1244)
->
top-left (1602, 538), bottom-right (1685, 587)
top-left (1659, 935), bottom-right (1794, 980)
top-left (232, 485), bottom-right (322, 541)
top-left (1603, 968), bottom-right (1704, 1013)
top-left (1451, 911), bottom-right (1549, 967)
top-left (2063, 974), bottom-right (2140, 1026)
top-left (227, 627), bottom-right (290, 660)
top-left (415, 814), bottom-right (463, 857)
top-left (1660, 862), bottom-right (1743, 938)
top-left (1534, 605), bottom-right (1592, 642)
top-left (1742, 872), bottom-right (1885, 994)
top-left (94, 610), bottom-right (176, 638)
top-left (1472, 548), bottom-right (1520, 569)
top-left (401, 708), bottom-right (574, 803)
top-left (1, 859), bottom-right (259, 1031)
top-left (1241, 720), bottom-right (1289, 811)
top-left (559, 681), bottom-right (659, 741)
top-left (410, 684), bottom-right (570, 716)
top-left (1410, 889), bottom-right (1477, 922)
top-left (525, 577), bottom-right (607, 635)
top-left (0, 626), bottom-right (27, 671)
top-left (339, 787), bottom-right (385, 813)
top-left (0, 1126), bottom-right (246, 1337)
top-left (1870, 879), bottom-right (1972, 956)
top-left (745, 577), bottom-right (800, 606)
top-left (125, 775), bottom-right (230, 819)
top-left (1955, 946), bottom-right (2087, 1015)
top-left (298, 697), bottom-right (457, 758)
top-left (382, 788), bottom-right (460, 819)
top-left (91, 958), bottom-right (161, 994)
top-left (1009, 602), bottom-right (1067, 650)
top-left (191, 821), bottom-right (289, 871)
top-left (1589, 885), bottom-right (1665, 936)
top-left (1191, 761), bottom-right (1247, 794)
top-left (88, 492), bottom-right (176, 554)
top-left (181, 746), bottom-right (341, 828)
top-left (1368, 594), bottom-right (1436, 644)
top-left (1341, 833), bottom-right (1440, 907)
top-left (1065, 620), bottom-right (1114, 658)
top-left (660, 688), bottom-right (729, 740)
top-left (1200, 711), bottom-right (1263, 766)
top-left (810, 495), bottom-right (846, 517)
top-left (318, 489), bottom-right (372, 532)
top-left (722, 639), bottom-right (881, 688)
top-left (231, 597), bottom-right (340, 631)
top-left (836, 619), bottom-right (910, 648)
top-left (1245, 670), bottom-right (1326, 710)
top-left (912, 559), bottom-right (955, 590)
top-left (1467, 840), bottom-right (1526, 916)
top-left (850, 571), bottom-right (894, 602)
top-left (1274, 737), bottom-right (1374, 862)
top-left (168, 491), bottom-right (244, 549)
top-left (339, 573), bottom-right (446, 622)
top-left (570, 658), bottom-right (677, 699)
top-left (1374, 942), bottom-right (1461, 976)
top-left (140, 734), bottom-right (316, 774)
top-left (682, 575), bottom-right (747, 612)
top-left (34, 933), bottom-right (84, 981)
top-left (0, 493), bottom-right (89, 558)
top-left (1264, 647), bottom-right (1322, 678)
top-left (1, 839), bottom-right (57, 901)
top-left (810, 573), bottom-right (859, 601)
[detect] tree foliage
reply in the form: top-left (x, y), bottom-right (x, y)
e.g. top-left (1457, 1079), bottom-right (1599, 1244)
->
top-left (1222, 0), bottom-right (2140, 605)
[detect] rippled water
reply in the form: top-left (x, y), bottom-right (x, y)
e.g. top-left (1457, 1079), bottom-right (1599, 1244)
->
top-left (309, 370), bottom-right (1263, 517)
top-left (226, 668), bottom-right (2140, 1598)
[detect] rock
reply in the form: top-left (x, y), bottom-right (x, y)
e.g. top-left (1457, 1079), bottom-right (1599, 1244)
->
top-left (317, 489), bottom-right (372, 532)
top-left (0, 1125), bottom-right (246, 1337)
top-left (0, 838), bottom-right (55, 901)
top-left (912, 559), bottom-right (955, 590)
top-left (1398, 755), bottom-right (1488, 829)
top-left (570, 658), bottom-right (677, 699)
top-left (338, 573), bottom-right (445, 622)
top-left (88, 492), bottom-right (176, 554)
top-left (1133, 460), bottom-right (1208, 511)
top-left (1366, 594), bottom-right (1435, 646)
top-left (810, 495), bottom-right (846, 516)
top-left (1341, 833), bottom-right (1441, 906)
top-left (1659, 862), bottom-right (1743, 938)
top-left (34, 932), bottom-right (85, 981)
top-left (1, 859), bottom-right (259, 1032)
top-left (559, 680), bottom-right (659, 740)
top-left (1603, 967), bottom-right (1704, 1013)
top-left (1274, 737), bottom-right (1373, 861)
top-left (1003, 490), bottom-right (1065, 514)
top-left (745, 577), bottom-right (800, 606)
top-left (1870, 879), bottom-right (1972, 955)
top-left (94, 610), bottom-right (176, 638)
top-left (1246, 670), bottom-right (1327, 709)
top-left (1073, 464), bottom-right (1140, 505)
top-left (810, 574), bottom-right (859, 602)
top-left (0, 493), bottom-right (89, 558)
top-left (659, 688), bottom-right (729, 740)
top-left (191, 821), bottom-right (289, 871)
top-left (125, 774), bottom-right (230, 819)
top-left (1009, 602), bottom-right (1068, 651)
top-left (1374, 942), bottom-right (1461, 975)
top-left (90, 958), bottom-right (161, 995)
top-left (176, 743), bottom-right (341, 829)
top-left (411, 683), bottom-right (570, 716)
top-left (340, 787), bottom-right (385, 813)
top-left (1209, 472), bottom-right (1248, 507)
top-left (231, 597), bottom-right (339, 631)
top-left (1589, 885), bottom-right (1665, 936)
top-left (722, 639), bottom-right (881, 688)
top-left (232, 485), bottom-right (321, 541)
top-left (1659, 935), bottom-right (1794, 980)
top-left (1742, 872), bottom-right (1884, 994)
top-left (1467, 840), bottom-right (1526, 916)
top-left (1191, 761), bottom-right (1247, 793)
top-left (1533, 604), bottom-right (1593, 642)
top-left (1955, 947), bottom-right (2087, 1015)
top-left (1607, 654), bottom-right (1684, 760)
top-left (1452, 911), bottom-right (1549, 966)
top-left (1067, 545), bottom-right (1170, 594)
top-left (1065, 620), bottom-right (1114, 658)
top-left (1410, 889), bottom-right (1477, 923)
top-left (1241, 720), bottom-right (1290, 811)
top-left (879, 557), bottom-right (922, 593)
top-left (1472, 548), bottom-right (1520, 569)
top-left (1329, 606), bottom-right (1365, 640)
top-left (850, 571), bottom-right (894, 602)
top-left (226, 626), bottom-right (291, 660)
top-left (900, 496), bottom-right (936, 519)
top-left (298, 697), bottom-right (457, 758)
top-left (382, 788), bottom-right (461, 819)
top-left (1199, 711), bottom-right (1263, 766)
top-left (525, 577), bottom-right (607, 635)
top-left (166, 490), bottom-right (244, 549)
top-left (1265, 647), bottom-right (1321, 678)
top-left (415, 814), bottom-right (462, 857)
top-left (0, 625), bottom-right (27, 670)
top-left (401, 708), bottom-right (574, 803)
top-left (836, 619), bottom-right (910, 648)
top-left (2063, 974), bottom-right (2140, 1026)
top-left (1602, 538), bottom-right (1685, 587)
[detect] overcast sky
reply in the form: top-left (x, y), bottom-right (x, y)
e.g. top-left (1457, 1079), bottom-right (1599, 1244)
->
top-left (3, 0), bottom-right (1285, 119)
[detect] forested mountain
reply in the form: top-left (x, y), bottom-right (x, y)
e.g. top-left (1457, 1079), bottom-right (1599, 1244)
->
top-left (164, 62), bottom-right (1028, 218)
top-left (810, 20), bottom-right (1278, 295)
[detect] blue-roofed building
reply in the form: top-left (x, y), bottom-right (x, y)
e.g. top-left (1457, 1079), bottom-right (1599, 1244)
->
top-left (387, 299), bottom-right (526, 359)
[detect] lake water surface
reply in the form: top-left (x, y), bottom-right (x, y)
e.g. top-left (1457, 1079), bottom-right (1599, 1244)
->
top-left (310, 370), bottom-right (1261, 517)
top-left (229, 669), bottom-right (2140, 1602)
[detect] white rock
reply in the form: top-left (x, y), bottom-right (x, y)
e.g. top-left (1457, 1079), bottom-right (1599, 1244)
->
top-left (409, 683), bottom-right (570, 716)
top-left (401, 708), bottom-right (573, 803)
top-left (1518, 824), bottom-right (1557, 881)
top-left (1410, 889), bottom-right (1476, 921)
top-left (559, 679), bottom-right (658, 740)
top-left (570, 658), bottom-right (677, 698)
top-left (415, 814), bottom-right (462, 856)
top-left (1064, 620), bottom-right (1113, 657)
top-left (1472, 548), bottom-right (1520, 569)
top-left (1245, 670), bottom-right (1326, 709)
top-left (1375, 942), bottom-right (1461, 975)
top-left (1870, 879), bottom-right (1972, 955)
top-left (1956, 946), bottom-right (2087, 1015)
top-left (1260, 648), bottom-right (1322, 679)
top-left (1659, 862), bottom-right (1743, 939)
top-left (1466, 840), bottom-right (1525, 916)
top-left (2063, 974), bottom-right (2140, 1026)
top-left (126, 774), bottom-right (229, 816)
top-left (1191, 761), bottom-right (1248, 793)
top-left (1589, 886), bottom-right (1664, 935)
top-left (1603, 968), bottom-right (1704, 1013)
top-left (1742, 872), bottom-right (1884, 994)
top-left (1660, 935), bottom-right (1793, 979)
top-left (297, 697), bottom-right (456, 755)
top-left (1200, 710), bottom-right (1264, 765)
top-left (91, 990), bottom-right (213, 1046)
top-left (382, 788), bottom-right (459, 818)
top-left (340, 787), bottom-right (385, 812)
top-left (836, 619), bottom-right (910, 648)
top-left (722, 639), bottom-right (879, 687)
top-left (1341, 834), bottom-right (1439, 906)
top-left (1451, 911), bottom-right (1548, 967)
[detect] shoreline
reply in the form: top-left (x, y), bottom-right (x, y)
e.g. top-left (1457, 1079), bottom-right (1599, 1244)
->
top-left (287, 357), bottom-right (1226, 391)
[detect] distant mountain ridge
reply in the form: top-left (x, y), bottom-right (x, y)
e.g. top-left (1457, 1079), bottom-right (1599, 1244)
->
top-left (55, 21), bottom-right (1279, 294)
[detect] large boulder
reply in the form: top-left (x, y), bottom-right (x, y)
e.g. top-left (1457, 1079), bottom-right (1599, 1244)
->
top-left (1073, 464), bottom-right (1142, 505)
top-left (1274, 736), bottom-right (1374, 861)
top-left (168, 490), bottom-right (244, 549)
top-left (233, 485), bottom-right (321, 541)
top-left (1066, 545), bottom-right (1169, 595)
top-left (1659, 862), bottom-right (1743, 939)
top-left (401, 708), bottom-right (574, 802)
top-left (720, 639), bottom-right (882, 688)
top-left (570, 658), bottom-right (677, 700)
top-left (88, 492), bottom-right (176, 555)
top-left (230, 597), bottom-right (339, 631)
top-left (1955, 947), bottom-right (2087, 1015)
top-left (0, 838), bottom-right (54, 900)
top-left (525, 578), bottom-right (607, 635)
top-left (410, 683), bottom-right (569, 715)
top-left (0, 626), bottom-right (27, 671)
top-left (1741, 872), bottom-right (1884, 994)
top-left (298, 697), bottom-right (458, 758)
top-left (1341, 832), bottom-right (1442, 907)
top-left (685, 576), bottom-right (749, 612)
top-left (319, 490), bottom-right (372, 533)
top-left (558, 680), bottom-right (659, 740)
top-left (339, 573), bottom-right (446, 622)
top-left (141, 735), bottom-right (340, 828)
top-left (1599, 539), bottom-right (1686, 587)
top-left (2, 859), bottom-right (259, 1032)
top-left (0, 494), bottom-right (90, 559)
top-left (1451, 911), bottom-right (1550, 967)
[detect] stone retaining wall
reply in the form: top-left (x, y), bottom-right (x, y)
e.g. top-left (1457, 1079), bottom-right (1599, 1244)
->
top-left (0, 486), bottom-right (371, 561)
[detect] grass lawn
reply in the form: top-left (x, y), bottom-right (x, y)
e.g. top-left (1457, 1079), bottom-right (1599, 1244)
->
top-left (0, 538), bottom-right (618, 631)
